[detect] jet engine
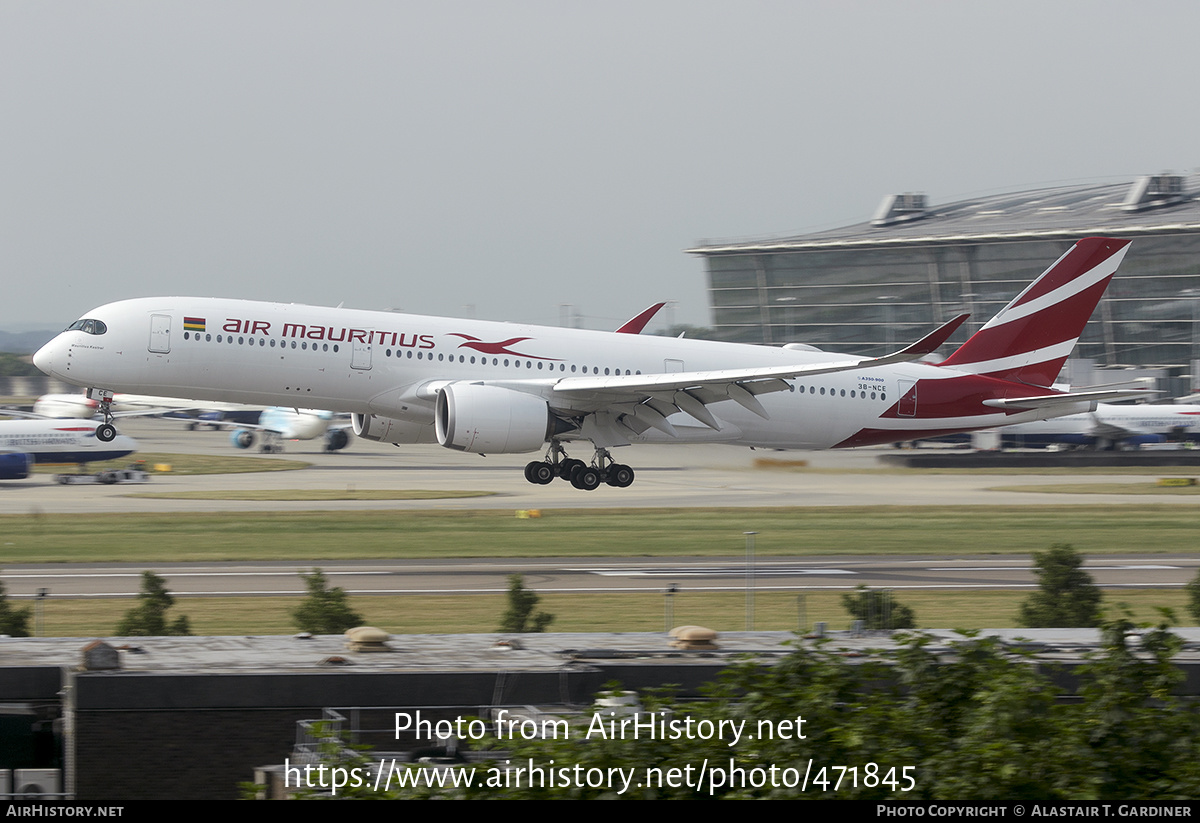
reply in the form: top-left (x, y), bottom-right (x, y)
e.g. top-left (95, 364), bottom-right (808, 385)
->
top-left (323, 428), bottom-right (351, 452)
top-left (435, 383), bottom-right (551, 453)
top-left (230, 429), bottom-right (255, 449)
top-left (0, 452), bottom-right (31, 480)
top-left (352, 414), bottom-right (437, 445)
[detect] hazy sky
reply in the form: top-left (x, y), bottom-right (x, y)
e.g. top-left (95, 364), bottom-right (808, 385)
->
top-left (4, 1), bottom-right (1199, 332)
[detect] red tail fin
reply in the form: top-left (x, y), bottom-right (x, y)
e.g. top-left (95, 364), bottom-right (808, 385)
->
top-left (939, 237), bottom-right (1130, 387)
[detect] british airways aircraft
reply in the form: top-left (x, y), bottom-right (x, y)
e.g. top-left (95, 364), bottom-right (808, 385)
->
top-left (33, 237), bottom-right (1140, 490)
top-left (228, 407), bottom-right (350, 453)
top-left (996, 403), bottom-right (1200, 449)
top-left (0, 419), bottom-right (138, 478)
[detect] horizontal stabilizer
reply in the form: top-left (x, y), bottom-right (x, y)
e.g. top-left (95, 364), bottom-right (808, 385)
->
top-left (982, 389), bottom-right (1156, 411)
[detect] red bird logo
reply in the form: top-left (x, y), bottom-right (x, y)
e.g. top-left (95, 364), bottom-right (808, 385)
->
top-left (449, 334), bottom-right (559, 360)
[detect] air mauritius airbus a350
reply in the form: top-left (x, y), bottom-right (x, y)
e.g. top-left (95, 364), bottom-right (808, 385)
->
top-left (34, 237), bottom-right (1139, 490)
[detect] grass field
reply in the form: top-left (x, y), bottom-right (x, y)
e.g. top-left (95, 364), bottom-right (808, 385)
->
top-left (2, 504), bottom-right (1197, 563)
top-left (759, 463), bottom-right (1200, 476)
top-left (990, 483), bottom-right (1200, 495)
top-left (27, 588), bottom-right (1191, 637)
top-left (127, 489), bottom-right (497, 501)
top-left (32, 452), bottom-right (309, 475)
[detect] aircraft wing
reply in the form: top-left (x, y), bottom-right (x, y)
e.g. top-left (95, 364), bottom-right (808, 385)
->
top-left (549, 314), bottom-right (969, 432)
top-left (1, 406), bottom-right (182, 421)
top-left (0, 408), bottom-right (45, 420)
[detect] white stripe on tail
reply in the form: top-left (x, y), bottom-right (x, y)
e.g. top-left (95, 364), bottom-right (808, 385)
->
top-left (940, 237), bottom-right (1130, 387)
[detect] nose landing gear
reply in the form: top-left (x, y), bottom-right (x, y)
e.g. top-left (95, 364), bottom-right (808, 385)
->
top-left (88, 388), bottom-right (118, 442)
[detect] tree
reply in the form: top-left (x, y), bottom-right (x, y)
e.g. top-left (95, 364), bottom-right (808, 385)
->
top-left (292, 568), bottom-right (363, 634)
top-left (116, 571), bottom-right (191, 636)
top-left (841, 585), bottom-right (916, 629)
top-left (280, 623), bottom-right (1200, 799)
top-left (1186, 570), bottom-right (1200, 624)
top-left (1019, 543), bottom-right (1102, 628)
top-left (499, 574), bottom-right (554, 633)
top-left (0, 575), bottom-right (31, 637)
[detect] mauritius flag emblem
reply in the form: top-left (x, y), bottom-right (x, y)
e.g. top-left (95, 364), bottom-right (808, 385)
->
top-left (183, 317), bottom-right (206, 332)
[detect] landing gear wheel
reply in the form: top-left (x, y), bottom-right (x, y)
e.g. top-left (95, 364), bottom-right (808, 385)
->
top-left (559, 458), bottom-right (585, 481)
top-left (524, 461), bottom-right (554, 485)
top-left (96, 423), bottom-right (117, 443)
top-left (572, 467), bottom-right (601, 491)
top-left (606, 463), bottom-right (635, 488)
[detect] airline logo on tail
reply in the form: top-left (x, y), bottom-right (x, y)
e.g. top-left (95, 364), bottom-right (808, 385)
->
top-left (940, 237), bottom-right (1131, 387)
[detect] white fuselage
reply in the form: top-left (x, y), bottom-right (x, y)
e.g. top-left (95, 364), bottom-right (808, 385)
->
top-left (999, 404), bottom-right (1200, 446)
top-left (0, 419), bottom-right (138, 464)
top-left (32, 297), bottom-right (1071, 453)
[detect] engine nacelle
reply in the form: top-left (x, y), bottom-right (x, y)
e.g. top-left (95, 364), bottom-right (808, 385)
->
top-left (230, 429), bottom-right (255, 449)
top-left (0, 452), bottom-right (31, 480)
top-left (324, 428), bottom-right (351, 452)
top-left (352, 413), bottom-right (437, 445)
top-left (435, 383), bottom-right (551, 454)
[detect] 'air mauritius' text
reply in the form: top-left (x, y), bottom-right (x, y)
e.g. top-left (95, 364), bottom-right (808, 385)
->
top-left (222, 318), bottom-right (434, 348)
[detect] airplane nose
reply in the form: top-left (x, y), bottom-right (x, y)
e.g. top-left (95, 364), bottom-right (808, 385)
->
top-left (33, 339), bottom-right (57, 376)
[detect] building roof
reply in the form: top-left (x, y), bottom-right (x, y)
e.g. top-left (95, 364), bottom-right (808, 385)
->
top-left (688, 173), bottom-right (1200, 255)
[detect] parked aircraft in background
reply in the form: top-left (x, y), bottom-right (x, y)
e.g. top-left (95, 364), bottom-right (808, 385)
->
top-left (30, 392), bottom-right (346, 452)
top-left (228, 408), bottom-right (350, 453)
top-left (995, 403), bottom-right (1200, 449)
top-left (31, 392), bottom-right (263, 426)
top-left (0, 419), bottom-right (138, 478)
top-left (33, 237), bottom-right (1143, 490)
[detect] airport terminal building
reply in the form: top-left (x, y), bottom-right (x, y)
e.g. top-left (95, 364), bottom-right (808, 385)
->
top-left (688, 173), bottom-right (1200, 377)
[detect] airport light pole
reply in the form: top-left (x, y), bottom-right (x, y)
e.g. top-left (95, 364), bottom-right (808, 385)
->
top-left (35, 588), bottom-right (48, 637)
top-left (744, 532), bottom-right (757, 630)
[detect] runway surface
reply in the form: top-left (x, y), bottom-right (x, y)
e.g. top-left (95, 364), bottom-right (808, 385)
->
top-left (3, 554), bottom-right (1199, 600)
top-left (2, 417), bottom-right (1197, 599)
top-left (3, 417), bottom-right (1200, 514)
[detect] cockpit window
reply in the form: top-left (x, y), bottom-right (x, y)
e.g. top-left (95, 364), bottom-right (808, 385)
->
top-left (66, 319), bottom-right (107, 335)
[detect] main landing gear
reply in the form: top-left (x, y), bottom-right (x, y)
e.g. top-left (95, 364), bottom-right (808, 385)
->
top-left (523, 444), bottom-right (635, 490)
top-left (89, 388), bottom-right (118, 442)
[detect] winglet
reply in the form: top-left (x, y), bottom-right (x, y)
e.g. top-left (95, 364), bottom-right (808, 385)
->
top-left (616, 302), bottom-right (667, 334)
top-left (895, 313), bottom-right (969, 358)
top-left (814, 313), bottom-right (969, 372)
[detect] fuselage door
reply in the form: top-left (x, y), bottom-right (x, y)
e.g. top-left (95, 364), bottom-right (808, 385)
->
top-left (351, 332), bottom-right (373, 370)
top-left (149, 314), bottom-right (171, 354)
top-left (897, 379), bottom-right (917, 417)
top-left (664, 359), bottom-right (684, 373)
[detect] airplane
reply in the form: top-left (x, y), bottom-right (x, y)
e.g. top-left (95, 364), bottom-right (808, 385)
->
top-left (0, 419), bottom-right (138, 478)
top-left (29, 392), bottom-right (349, 452)
top-left (30, 392), bottom-right (264, 426)
top-left (228, 407), bottom-right (351, 453)
top-left (32, 237), bottom-right (1144, 490)
top-left (993, 403), bottom-right (1200, 450)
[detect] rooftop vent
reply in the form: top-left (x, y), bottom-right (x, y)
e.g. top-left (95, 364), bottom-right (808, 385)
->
top-left (1121, 174), bottom-right (1187, 212)
top-left (871, 193), bottom-right (928, 227)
